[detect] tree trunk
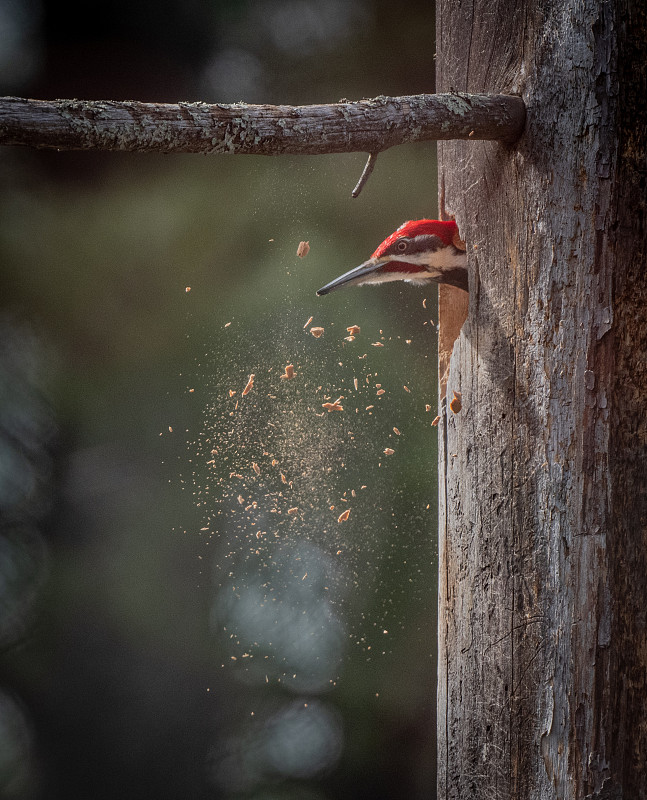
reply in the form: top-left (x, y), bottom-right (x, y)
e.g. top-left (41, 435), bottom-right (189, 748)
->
top-left (436, 1), bottom-right (647, 798)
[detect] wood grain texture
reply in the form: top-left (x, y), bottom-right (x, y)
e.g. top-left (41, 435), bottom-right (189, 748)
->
top-left (437, 0), bottom-right (647, 798)
top-left (438, 283), bottom-right (468, 399)
top-left (438, 184), bottom-right (469, 400)
top-left (0, 94), bottom-right (525, 154)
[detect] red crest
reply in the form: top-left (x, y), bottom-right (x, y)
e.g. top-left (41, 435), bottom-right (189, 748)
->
top-left (372, 219), bottom-right (458, 258)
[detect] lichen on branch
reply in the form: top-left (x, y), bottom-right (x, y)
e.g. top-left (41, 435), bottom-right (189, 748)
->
top-left (0, 93), bottom-right (525, 154)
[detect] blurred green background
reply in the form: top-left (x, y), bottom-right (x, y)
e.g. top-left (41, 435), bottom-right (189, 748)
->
top-left (0, 1), bottom-right (441, 798)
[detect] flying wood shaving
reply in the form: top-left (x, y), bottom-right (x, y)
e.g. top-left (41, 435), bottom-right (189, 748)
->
top-left (384, 447), bottom-right (395, 455)
top-left (242, 374), bottom-right (255, 395)
top-left (303, 316), bottom-right (313, 329)
top-left (322, 399), bottom-right (343, 412)
top-left (371, 342), bottom-right (384, 347)
top-left (337, 509), bottom-right (351, 523)
top-left (287, 507), bottom-right (299, 515)
top-left (346, 325), bottom-right (360, 336)
top-left (432, 415), bottom-right (440, 426)
top-left (296, 241), bottom-right (310, 258)
top-left (310, 327), bottom-right (324, 338)
top-left (280, 364), bottom-right (296, 379)
top-left (252, 462), bottom-right (261, 475)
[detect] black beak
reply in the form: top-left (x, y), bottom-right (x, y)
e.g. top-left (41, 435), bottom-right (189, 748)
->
top-left (316, 258), bottom-right (384, 296)
top-left (316, 257), bottom-right (469, 295)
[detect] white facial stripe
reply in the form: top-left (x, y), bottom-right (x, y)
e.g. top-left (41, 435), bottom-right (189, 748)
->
top-left (357, 269), bottom-right (434, 286)
top-left (390, 249), bottom-right (467, 270)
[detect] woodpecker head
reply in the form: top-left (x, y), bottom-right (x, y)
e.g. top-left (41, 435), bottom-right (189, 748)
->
top-left (316, 219), bottom-right (468, 296)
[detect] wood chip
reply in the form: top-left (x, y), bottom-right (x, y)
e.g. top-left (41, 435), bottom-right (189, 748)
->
top-left (252, 462), bottom-right (261, 475)
top-left (450, 390), bottom-right (462, 413)
top-left (337, 509), bottom-right (350, 523)
top-left (383, 447), bottom-right (395, 455)
top-left (280, 363), bottom-right (296, 380)
top-left (296, 241), bottom-right (310, 258)
top-left (303, 316), bottom-right (313, 329)
top-left (346, 325), bottom-right (360, 336)
top-left (393, 427), bottom-right (401, 435)
top-left (287, 507), bottom-right (299, 515)
top-left (310, 327), bottom-right (324, 338)
top-left (242, 374), bottom-right (255, 396)
top-left (322, 399), bottom-right (343, 412)
top-left (432, 415), bottom-right (440, 426)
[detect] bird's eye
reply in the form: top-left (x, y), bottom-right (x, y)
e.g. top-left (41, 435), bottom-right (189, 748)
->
top-left (396, 240), bottom-right (408, 252)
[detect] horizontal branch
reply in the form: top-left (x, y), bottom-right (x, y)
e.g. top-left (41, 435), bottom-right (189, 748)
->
top-left (0, 93), bottom-right (525, 155)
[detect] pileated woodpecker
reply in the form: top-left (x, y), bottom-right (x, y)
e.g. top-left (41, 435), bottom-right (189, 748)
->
top-left (316, 219), bottom-right (468, 295)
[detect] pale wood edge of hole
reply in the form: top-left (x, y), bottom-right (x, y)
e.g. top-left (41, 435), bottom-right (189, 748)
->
top-left (438, 284), bottom-right (469, 400)
top-left (438, 188), bottom-right (468, 400)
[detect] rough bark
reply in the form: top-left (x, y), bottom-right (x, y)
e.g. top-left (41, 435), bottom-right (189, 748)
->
top-left (437, 1), bottom-right (647, 799)
top-left (0, 93), bottom-right (524, 154)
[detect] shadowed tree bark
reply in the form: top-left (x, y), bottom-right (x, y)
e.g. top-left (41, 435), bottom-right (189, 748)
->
top-left (436, 0), bottom-right (647, 798)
